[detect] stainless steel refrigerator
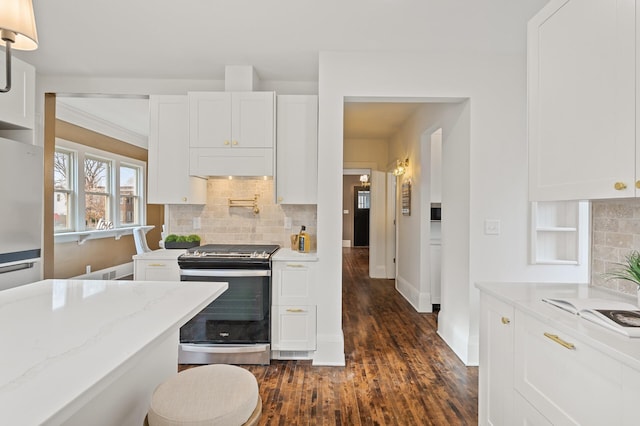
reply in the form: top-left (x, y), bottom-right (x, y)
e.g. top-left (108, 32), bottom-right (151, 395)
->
top-left (0, 137), bottom-right (43, 291)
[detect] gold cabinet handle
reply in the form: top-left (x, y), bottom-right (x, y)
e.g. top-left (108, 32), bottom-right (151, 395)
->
top-left (543, 332), bottom-right (575, 350)
top-left (636, 181), bottom-right (640, 189)
top-left (224, 140), bottom-right (230, 145)
top-left (614, 182), bottom-right (627, 190)
top-left (286, 308), bottom-right (306, 313)
top-left (232, 140), bottom-right (238, 145)
top-left (501, 317), bottom-right (511, 325)
top-left (148, 263), bottom-right (166, 267)
top-left (286, 264), bottom-right (305, 268)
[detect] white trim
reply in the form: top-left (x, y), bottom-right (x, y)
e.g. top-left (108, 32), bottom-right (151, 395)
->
top-left (55, 226), bottom-right (154, 245)
top-left (56, 102), bottom-right (148, 148)
top-left (70, 262), bottom-right (134, 280)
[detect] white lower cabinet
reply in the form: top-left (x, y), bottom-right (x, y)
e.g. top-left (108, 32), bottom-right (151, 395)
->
top-left (272, 305), bottom-right (317, 352)
top-left (514, 312), bottom-right (622, 426)
top-left (133, 250), bottom-right (183, 281)
top-left (513, 392), bottom-right (551, 426)
top-left (271, 252), bottom-right (317, 359)
top-left (479, 293), bottom-right (515, 426)
top-left (477, 284), bottom-right (640, 426)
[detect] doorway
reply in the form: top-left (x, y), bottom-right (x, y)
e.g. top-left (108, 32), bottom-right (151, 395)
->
top-left (353, 185), bottom-right (370, 246)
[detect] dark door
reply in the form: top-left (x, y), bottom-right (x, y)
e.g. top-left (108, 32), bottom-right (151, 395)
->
top-left (353, 185), bottom-right (370, 247)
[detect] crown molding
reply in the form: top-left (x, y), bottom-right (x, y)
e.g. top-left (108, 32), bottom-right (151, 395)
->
top-left (56, 103), bottom-right (148, 149)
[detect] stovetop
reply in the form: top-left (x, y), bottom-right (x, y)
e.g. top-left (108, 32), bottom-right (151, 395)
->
top-left (178, 244), bottom-right (280, 269)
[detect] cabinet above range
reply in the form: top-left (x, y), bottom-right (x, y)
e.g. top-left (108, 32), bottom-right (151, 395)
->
top-left (188, 91), bottom-right (275, 177)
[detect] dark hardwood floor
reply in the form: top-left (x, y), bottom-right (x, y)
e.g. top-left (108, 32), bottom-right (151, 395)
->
top-left (182, 247), bottom-right (478, 425)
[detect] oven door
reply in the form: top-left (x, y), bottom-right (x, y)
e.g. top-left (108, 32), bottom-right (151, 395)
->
top-left (179, 269), bottom-right (271, 344)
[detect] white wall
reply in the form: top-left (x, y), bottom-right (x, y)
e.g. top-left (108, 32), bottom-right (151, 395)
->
top-left (317, 50), bottom-right (589, 366)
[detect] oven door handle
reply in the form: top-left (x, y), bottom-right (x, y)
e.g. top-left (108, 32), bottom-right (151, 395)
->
top-left (180, 343), bottom-right (270, 354)
top-left (180, 269), bottom-right (271, 278)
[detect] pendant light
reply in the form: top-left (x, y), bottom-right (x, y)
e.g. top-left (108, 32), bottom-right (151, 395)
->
top-left (0, 0), bottom-right (38, 93)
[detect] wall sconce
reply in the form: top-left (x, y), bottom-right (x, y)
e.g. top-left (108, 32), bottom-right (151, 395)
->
top-left (359, 174), bottom-right (370, 188)
top-left (393, 158), bottom-right (409, 176)
top-left (0, 0), bottom-right (38, 93)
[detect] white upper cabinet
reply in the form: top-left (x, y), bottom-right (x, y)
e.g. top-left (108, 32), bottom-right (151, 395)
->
top-left (0, 57), bottom-right (35, 130)
top-left (148, 95), bottom-right (207, 204)
top-left (189, 91), bottom-right (275, 176)
top-left (528, 0), bottom-right (637, 201)
top-left (276, 95), bottom-right (318, 204)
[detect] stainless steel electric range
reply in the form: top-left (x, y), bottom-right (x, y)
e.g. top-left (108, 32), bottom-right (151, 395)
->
top-left (177, 244), bottom-right (280, 365)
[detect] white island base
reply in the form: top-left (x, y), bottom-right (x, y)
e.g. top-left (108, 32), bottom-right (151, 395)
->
top-left (0, 279), bottom-right (227, 426)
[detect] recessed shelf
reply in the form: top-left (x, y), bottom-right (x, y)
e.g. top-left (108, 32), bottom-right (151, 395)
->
top-left (530, 201), bottom-right (588, 265)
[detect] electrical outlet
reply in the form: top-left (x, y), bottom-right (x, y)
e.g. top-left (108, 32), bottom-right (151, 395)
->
top-left (284, 217), bottom-right (292, 229)
top-left (484, 219), bottom-right (501, 235)
top-left (193, 217), bottom-right (201, 229)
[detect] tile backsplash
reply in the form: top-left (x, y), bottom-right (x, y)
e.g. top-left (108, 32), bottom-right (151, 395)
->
top-left (166, 178), bottom-right (316, 249)
top-left (591, 198), bottom-right (640, 295)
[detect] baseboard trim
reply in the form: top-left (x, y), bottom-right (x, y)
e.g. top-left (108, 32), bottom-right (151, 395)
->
top-left (71, 262), bottom-right (134, 280)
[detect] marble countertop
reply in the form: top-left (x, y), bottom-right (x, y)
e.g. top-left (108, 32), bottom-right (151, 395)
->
top-left (476, 281), bottom-right (640, 370)
top-left (0, 279), bottom-right (227, 425)
top-left (272, 248), bottom-right (318, 261)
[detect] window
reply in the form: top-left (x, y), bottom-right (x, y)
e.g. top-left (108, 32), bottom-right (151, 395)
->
top-left (54, 139), bottom-right (146, 236)
top-left (357, 189), bottom-right (370, 209)
top-left (54, 149), bottom-right (74, 231)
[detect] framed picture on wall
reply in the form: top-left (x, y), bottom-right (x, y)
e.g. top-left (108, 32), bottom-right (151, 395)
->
top-left (402, 180), bottom-right (411, 216)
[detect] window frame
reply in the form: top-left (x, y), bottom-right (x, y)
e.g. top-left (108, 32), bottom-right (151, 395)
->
top-left (54, 138), bottom-right (146, 240)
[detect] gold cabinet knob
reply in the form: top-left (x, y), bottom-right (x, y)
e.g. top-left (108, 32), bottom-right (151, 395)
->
top-left (636, 181), bottom-right (640, 189)
top-left (614, 182), bottom-right (627, 190)
top-left (182, 197), bottom-right (187, 202)
top-left (501, 317), bottom-right (511, 325)
top-left (232, 140), bottom-right (238, 145)
top-left (224, 140), bottom-right (230, 145)
top-left (277, 196), bottom-right (283, 202)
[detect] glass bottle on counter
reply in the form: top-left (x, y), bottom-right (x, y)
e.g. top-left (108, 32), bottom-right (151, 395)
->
top-left (298, 225), bottom-right (310, 253)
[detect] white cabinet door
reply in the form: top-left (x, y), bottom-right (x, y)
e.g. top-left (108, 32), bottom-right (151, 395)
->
top-left (189, 91), bottom-right (275, 176)
top-left (232, 92), bottom-right (275, 149)
top-left (479, 293), bottom-right (515, 426)
top-left (513, 392), bottom-right (552, 426)
top-left (528, 0), bottom-right (636, 201)
top-left (272, 260), bottom-right (316, 305)
top-left (148, 95), bottom-right (207, 204)
top-left (0, 57), bottom-right (35, 129)
top-left (271, 259), bottom-right (317, 353)
top-left (188, 92), bottom-right (232, 148)
top-left (134, 259), bottom-right (180, 281)
top-left (276, 95), bottom-right (318, 204)
top-left (514, 311), bottom-right (622, 425)
top-left (271, 305), bottom-right (317, 351)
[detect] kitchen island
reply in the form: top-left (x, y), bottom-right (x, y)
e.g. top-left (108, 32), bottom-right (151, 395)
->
top-left (0, 279), bottom-right (227, 426)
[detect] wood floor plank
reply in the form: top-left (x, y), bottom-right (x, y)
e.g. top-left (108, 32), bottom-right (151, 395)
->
top-left (180, 247), bottom-right (478, 425)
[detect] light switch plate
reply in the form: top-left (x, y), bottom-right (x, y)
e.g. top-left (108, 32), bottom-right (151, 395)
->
top-left (343, 210), bottom-right (349, 214)
top-left (193, 217), bottom-right (201, 229)
top-left (484, 219), bottom-right (500, 235)
top-left (284, 217), bottom-right (292, 229)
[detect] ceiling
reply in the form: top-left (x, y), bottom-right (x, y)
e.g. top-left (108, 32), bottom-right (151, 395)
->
top-left (24, 0), bottom-right (547, 144)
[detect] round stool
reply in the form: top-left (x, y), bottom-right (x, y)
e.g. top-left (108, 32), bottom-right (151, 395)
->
top-left (148, 364), bottom-right (261, 426)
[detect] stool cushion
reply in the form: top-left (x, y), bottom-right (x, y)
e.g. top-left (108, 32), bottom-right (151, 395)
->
top-left (148, 364), bottom-right (260, 426)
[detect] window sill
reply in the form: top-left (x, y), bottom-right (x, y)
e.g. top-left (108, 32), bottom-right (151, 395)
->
top-left (55, 226), bottom-right (154, 245)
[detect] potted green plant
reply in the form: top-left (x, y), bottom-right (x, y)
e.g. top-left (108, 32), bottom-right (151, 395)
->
top-left (164, 234), bottom-right (201, 249)
top-left (603, 250), bottom-right (640, 306)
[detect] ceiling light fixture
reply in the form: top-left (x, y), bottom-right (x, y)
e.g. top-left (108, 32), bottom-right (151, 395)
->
top-left (359, 174), bottom-right (370, 188)
top-left (0, 0), bottom-right (38, 93)
top-left (393, 158), bottom-right (409, 176)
